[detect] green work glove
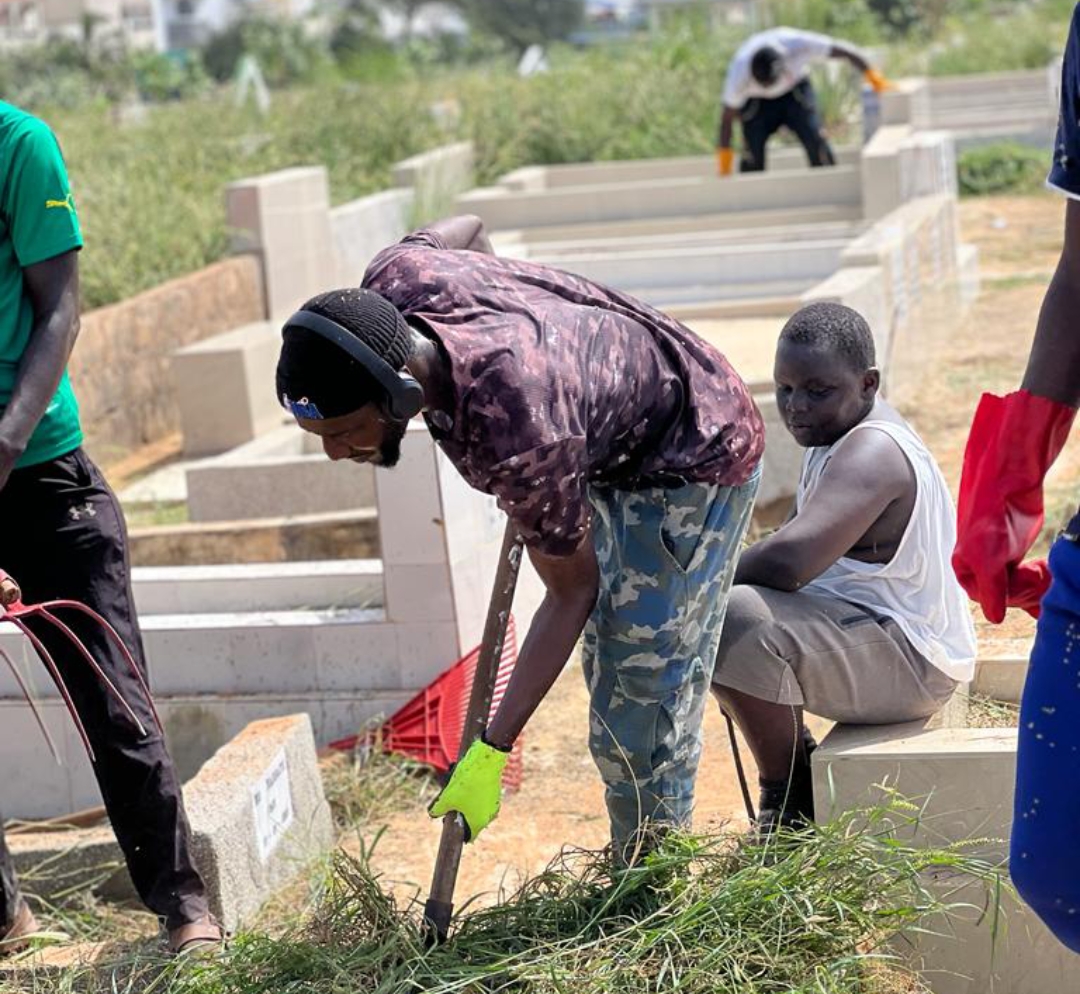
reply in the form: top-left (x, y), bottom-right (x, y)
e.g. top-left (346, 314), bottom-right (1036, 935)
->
top-left (427, 737), bottom-right (509, 842)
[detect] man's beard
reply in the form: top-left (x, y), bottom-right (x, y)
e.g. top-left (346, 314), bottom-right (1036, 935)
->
top-left (374, 417), bottom-right (409, 468)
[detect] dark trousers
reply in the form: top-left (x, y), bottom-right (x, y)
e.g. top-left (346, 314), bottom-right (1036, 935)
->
top-left (739, 79), bottom-right (836, 172)
top-left (0, 448), bottom-right (207, 930)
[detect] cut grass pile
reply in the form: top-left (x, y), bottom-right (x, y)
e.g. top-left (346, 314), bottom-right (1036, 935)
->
top-left (24, 798), bottom-right (1001, 994)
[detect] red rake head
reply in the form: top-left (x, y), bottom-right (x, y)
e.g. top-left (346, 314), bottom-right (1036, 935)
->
top-left (0, 571), bottom-right (161, 765)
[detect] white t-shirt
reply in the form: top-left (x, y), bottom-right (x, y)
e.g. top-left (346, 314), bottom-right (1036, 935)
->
top-left (722, 27), bottom-right (835, 109)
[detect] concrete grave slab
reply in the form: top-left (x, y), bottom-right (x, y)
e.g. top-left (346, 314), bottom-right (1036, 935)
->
top-left (130, 560), bottom-right (384, 616)
top-left (6, 823), bottom-right (132, 904)
top-left (183, 713), bottom-right (335, 931)
top-left (496, 148), bottom-right (861, 191)
top-left (183, 422), bottom-right (377, 522)
top-left (186, 454), bottom-right (375, 522)
top-left (492, 203), bottom-right (862, 251)
top-left (457, 166), bottom-right (862, 231)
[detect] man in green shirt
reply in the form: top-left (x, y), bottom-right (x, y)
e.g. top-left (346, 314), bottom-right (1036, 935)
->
top-left (0, 103), bottom-right (221, 956)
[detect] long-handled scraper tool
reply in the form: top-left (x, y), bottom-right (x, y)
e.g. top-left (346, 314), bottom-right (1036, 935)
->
top-left (423, 522), bottom-right (524, 944)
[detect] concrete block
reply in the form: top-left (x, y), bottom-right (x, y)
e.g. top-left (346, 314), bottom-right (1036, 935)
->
top-left (973, 646), bottom-right (1030, 704)
top-left (957, 242), bottom-right (981, 310)
top-left (457, 167), bottom-right (862, 231)
top-left (226, 167), bottom-right (335, 320)
top-left (541, 240), bottom-right (846, 299)
top-left (880, 78), bottom-right (931, 128)
top-left (897, 869), bottom-right (1078, 994)
top-left (392, 141), bottom-right (474, 220)
top-left (495, 149), bottom-right (860, 191)
top-left (182, 714), bottom-right (335, 931)
top-left (330, 188), bottom-right (413, 284)
top-left (186, 454), bottom-right (376, 522)
top-left (171, 321), bottom-right (282, 457)
top-left (433, 442), bottom-right (545, 655)
top-left (751, 387), bottom-right (802, 512)
top-left (128, 508), bottom-right (380, 568)
top-left (396, 621), bottom-right (464, 687)
top-left (383, 563), bottom-right (456, 624)
top-left (374, 422), bottom-right (447, 568)
top-left (492, 203), bottom-right (861, 251)
top-left (0, 701), bottom-right (78, 817)
top-left (801, 267), bottom-right (889, 368)
top-left (522, 219), bottom-right (860, 261)
top-left (815, 686), bottom-right (1076, 993)
top-left (860, 125), bottom-right (912, 220)
top-left (7, 824), bottom-right (132, 905)
top-left (143, 608), bottom-right (384, 697)
top-left (313, 620), bottom-right (401, 692)
top-left (813, 723), bottom-right (1017, 856)
top-left (130, 560), bottom-right (384, 616)
top-left (159, 691), bottom-right (410, 781)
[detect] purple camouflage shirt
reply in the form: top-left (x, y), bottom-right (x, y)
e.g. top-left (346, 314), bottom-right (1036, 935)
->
top-left (363, 230), bottom-right (764, 556)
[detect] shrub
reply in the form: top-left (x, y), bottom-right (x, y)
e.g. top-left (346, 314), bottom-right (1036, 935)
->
top-left (958, 141), bottom-right (1048, 197)
top-left (202, 15), bottom-right (333, 87)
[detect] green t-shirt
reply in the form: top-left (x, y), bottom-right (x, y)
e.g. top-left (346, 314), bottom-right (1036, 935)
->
top-left (0, 101), bottom-right (83, 467)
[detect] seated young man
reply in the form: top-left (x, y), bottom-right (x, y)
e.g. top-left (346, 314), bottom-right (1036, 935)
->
top-left (711, 302), bottom-right (977, 831)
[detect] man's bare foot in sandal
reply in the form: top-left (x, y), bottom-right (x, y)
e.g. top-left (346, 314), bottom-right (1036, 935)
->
top-left (168, 915), bottom-right (225, 958)
top-left (0, 901), bottom-right (40, 956)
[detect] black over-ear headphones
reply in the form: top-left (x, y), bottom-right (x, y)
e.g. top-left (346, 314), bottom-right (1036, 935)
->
top-left (282, 309), bottom-right (424, 421)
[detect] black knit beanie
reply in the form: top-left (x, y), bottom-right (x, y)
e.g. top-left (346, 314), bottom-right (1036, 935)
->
top-left (276, 287), bottom-right (413, 419)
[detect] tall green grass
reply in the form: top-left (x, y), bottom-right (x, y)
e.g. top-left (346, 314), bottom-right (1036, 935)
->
top-left (56, 83), bottom-right (434, 309)
top-left (42, 1), bottom-right (1074, 310)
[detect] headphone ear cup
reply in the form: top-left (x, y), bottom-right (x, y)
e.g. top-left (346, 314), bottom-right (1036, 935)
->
top-left (390, 374), bottom-right (424, 421)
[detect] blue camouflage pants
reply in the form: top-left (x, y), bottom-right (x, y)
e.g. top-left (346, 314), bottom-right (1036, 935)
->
top-left (581, 469), bottom-right (760, 852)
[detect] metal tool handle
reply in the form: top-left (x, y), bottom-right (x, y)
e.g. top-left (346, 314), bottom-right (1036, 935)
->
top-left (423, 521), bottom-right (525, 943)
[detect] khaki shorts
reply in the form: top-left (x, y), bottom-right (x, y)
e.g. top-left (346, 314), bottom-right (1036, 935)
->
top-left (711, 584), bottom-right (958, 724)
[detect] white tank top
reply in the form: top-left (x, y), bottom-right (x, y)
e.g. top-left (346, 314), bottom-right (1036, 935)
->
top-left (796, 407), bottom-right (977, 683)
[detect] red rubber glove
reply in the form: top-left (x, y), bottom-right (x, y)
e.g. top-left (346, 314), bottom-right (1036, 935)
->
top-left (953, 391), bottom-right (1076, 623)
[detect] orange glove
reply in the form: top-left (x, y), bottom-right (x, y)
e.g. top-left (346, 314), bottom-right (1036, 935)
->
top-left (864, 68), bottom-right (892, 94)
top-left (716, 147), bottom-right (735, 177)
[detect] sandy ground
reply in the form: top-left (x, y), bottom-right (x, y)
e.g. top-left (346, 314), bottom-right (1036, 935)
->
top-left (357, 191), bottom-right (1074, 907)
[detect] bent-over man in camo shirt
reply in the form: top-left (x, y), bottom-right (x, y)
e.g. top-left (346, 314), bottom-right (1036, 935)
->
top-left (274, 215), bottom-right (764, 855)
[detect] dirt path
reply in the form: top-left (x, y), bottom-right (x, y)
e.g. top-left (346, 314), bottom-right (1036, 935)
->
top-left (360, 191), bottom-right (1075, 907)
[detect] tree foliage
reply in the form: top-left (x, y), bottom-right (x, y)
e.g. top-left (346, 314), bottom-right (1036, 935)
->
top-left (458, 0), bottom-right (585, 54)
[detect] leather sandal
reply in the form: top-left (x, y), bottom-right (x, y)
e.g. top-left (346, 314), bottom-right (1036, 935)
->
top-left (0, 902), bottom-right (40, 957)
top-left (167, 914), bottom-right (225, 958)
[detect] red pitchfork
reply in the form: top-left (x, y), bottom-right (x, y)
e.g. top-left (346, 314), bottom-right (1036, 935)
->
top-left (0, 569), bottom-right (161, 765)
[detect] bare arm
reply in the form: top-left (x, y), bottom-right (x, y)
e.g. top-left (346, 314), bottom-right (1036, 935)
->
top-left (0, 251), bottom-right (80, 477)
top-left (425, 214), bottom-right (495, 255)
top-left (717, 105), bottom-right (739, 149)
top-left (735, 429), bottom-right (911, 591)
top-left (1021, 199), bottom-right (1080, 406)
top-left (484, 533), bottom-right (600, 749)
top-left (829, 43), bottom-right (870, 74)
